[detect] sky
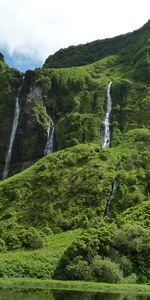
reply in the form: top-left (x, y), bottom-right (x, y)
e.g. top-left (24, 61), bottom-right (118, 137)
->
top-left (0, 0), bottom-right (149, 71)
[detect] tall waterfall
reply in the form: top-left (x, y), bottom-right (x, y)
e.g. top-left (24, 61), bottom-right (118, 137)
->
top-left (2, 78), bottom-right (24, 180)
top-left (102, 81), bottom-right (112, 148)
top-left (44, 120), bottom-right (54, 155)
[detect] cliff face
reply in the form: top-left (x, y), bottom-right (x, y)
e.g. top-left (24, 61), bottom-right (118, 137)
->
top-left (0, 61), bottom-right (110, 178)
top-left (0, 57), bottom-right (23, 177)
top-left (0, 21), bottom-right (150, 179)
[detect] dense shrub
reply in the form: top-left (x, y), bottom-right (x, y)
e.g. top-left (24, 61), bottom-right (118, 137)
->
top-left (19, 228), bottom-right (44, 249)
top-left (4, 231), bottom-right (21, 250)
top-left (65, 256), bottom-right (93, 281)
top-left (55, 220), bottom-right (150, 281)
top-left (0, 224), bottom-right (44, 250)
top-left (92, 256), bottom-right (123, 283)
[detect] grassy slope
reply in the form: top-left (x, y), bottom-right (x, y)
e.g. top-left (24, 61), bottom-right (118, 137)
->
top-left (0, 126), bottom-right (150, 229)
top-left (0, 143), bottom-right (117, 231)
top-left (0, 128), bottom-right (150, 279)
top-left (0, 230), bottom-right (81, 278)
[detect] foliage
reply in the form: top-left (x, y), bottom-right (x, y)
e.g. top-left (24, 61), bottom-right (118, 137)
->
top-left (64, 256), bottom-right (92, 281)
top-left (0, 21), bottom-right (150, 283)
top-left (55, 220), bottom-right (150, 281)
top-left (0, 144), bottom-right (117, 231)
top-left (0, 230), bottom-right (80, 278)
top-left (92, 256), bottom-right (123, 283)
top-left (0, 238), bottom-right (6, 252)
top-left (0, 223), bottom-right (44, 251)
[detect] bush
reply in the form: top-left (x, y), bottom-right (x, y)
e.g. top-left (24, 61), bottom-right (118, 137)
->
top-left (112, 223), bottom-right (145, 255)
top-left (3, 231), bottom-right (21, 250)
top-left (92, 256), bottom-right (123, 283)
top-left (0, 238), bottom-right (6, 252)
top-left (65, 256), bottom-right (93, 281)
top-left (19, 228), bottom-right (44, 249)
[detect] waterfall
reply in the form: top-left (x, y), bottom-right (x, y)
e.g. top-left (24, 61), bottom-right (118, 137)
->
top-left (104, 180), bottom-right (118, 216)
top-left (44, 119), bottom-right (54, 155)
top-left (104, 164), bottom-right (119, 216)
top-left (2, 78), bottom-right (24, 180)
top-left (102, 81), bottom-right (112, 148)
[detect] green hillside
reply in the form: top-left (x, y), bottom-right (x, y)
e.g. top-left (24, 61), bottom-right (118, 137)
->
top-left (0, 21), bottom-right (150, 283)
top-left (1, 51), bottom-right (149, 177)
top-left (0, 130), bottom-right (150, 231)
top-left (0, 129), bottom-right (150, 280)
top-left (44, 20), bottom-right (150, 71)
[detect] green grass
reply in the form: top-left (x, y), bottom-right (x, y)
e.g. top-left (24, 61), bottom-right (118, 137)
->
top-left (0, 230), bottom-right (81, 278)
top-left (0, 278), bottom-right (150, 294)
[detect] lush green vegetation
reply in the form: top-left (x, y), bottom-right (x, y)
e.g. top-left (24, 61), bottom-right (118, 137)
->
top-left (0, 23), bottom-right (149, 176)
top-left (0, 230), bottom-right (81, 278)
top-left (0, 21), bottom-right (150, 283)
top-left (0, 143), bottom-right (116, 234)
top-left (56, 222), bottom-right (150, 282)
top-left (0, 131), bottom-right (150, 280)
top-left (43, 20), bottom-right (150, 70)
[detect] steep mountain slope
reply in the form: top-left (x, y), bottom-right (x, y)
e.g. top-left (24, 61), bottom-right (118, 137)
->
top-left (0, 55), bottom-right (150, 178)
top-left (0, 21), bottom-right (150, 281)
top-left (0, 132), bottom-right (150, 280)
top-left (0, 129), bottom-right (150, 231)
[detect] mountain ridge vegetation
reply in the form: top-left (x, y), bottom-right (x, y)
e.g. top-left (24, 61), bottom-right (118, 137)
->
top-left (43, 20), bottom-right (150, 70)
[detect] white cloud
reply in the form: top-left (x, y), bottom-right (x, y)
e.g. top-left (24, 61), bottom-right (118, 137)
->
top-left (0, 0), bottom-right (149, 66)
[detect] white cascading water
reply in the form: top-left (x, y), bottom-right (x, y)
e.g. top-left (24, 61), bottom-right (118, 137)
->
top-left (102, 81), bottom-right (112, 148)
top-left (44, 120), bottom-right (54, 155)
top-left (104, 180), bottom-right (118, 216)
top-left (2, 78), bottom-right (24, 180)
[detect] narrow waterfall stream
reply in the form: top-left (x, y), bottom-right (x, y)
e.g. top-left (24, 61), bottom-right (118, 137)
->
top-left (104, 164), bottom-right (120, 216)
top-left (104, 179), bottom-right (118, 216)
top-left (102, 81), bottom-right (117, 216)
top-left (2, 78), bottom-right (24, 180)
top-left (44, 119), bottom-right (54, 155)
top-left (102, 81), bottom-right (112, 148)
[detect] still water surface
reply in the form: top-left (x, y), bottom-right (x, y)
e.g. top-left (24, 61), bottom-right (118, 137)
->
top-left (0, 288), bottom-right (150, 300)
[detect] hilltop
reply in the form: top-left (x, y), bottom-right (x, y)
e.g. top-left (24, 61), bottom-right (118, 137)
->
top-left (44, 20), bottom-right (150, 71)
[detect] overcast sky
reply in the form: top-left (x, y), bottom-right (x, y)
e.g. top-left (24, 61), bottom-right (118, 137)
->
top-left (0, 0), bottom-right (149, 70)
